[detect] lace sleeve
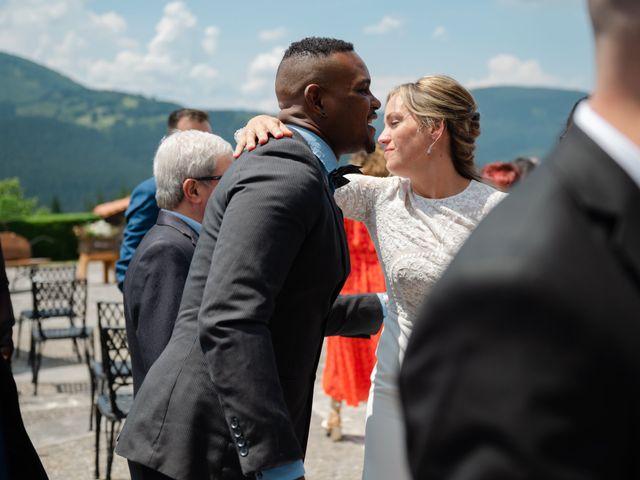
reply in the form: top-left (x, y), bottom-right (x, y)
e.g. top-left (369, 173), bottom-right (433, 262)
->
top-left (333, 174), bottom-right (386, 223)
top-left (482, 190), bottom-right (508, 216)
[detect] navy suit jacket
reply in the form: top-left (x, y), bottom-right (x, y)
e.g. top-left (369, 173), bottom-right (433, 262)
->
top-left (123, 210), bottom-right (198, 393)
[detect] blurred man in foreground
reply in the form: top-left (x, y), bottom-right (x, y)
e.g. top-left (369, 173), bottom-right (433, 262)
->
top-left (400, 0), bottom-right (640, 478)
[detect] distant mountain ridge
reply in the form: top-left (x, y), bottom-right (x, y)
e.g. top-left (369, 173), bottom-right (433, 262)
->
top-left (0, 51), bottom-right (587, 211)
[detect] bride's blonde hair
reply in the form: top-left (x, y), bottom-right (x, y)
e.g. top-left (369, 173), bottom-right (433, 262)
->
top-left (387, 75), bottom-right (481, 181)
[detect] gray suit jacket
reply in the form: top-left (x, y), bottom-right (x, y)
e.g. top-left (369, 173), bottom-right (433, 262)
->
top-left (116, 132), bottom-right (382, 479)
top-left (123, 210), bottom-right (198, 394)
top-left (400, 126), bottom-right (640, 479)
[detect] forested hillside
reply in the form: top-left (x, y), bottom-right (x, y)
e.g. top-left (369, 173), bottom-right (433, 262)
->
top-left (0, 51), bottom-right (587, 211)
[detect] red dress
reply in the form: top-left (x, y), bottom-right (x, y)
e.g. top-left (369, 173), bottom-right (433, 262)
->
top-left (322, 218), bottom-right (385, 406)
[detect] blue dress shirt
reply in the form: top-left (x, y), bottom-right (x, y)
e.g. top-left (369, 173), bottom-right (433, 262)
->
top-left (288, 125), bottom-right (338, 176)
top-left (162, 209), bottom-right (202, 235)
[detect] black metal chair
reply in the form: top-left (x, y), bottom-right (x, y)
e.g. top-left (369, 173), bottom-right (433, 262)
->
top-left (28, 277), bottom-right (92, 395)
top-left (94, 315), bottom-right (133, 480)
top-left (16, 263), bottom-right (77, 357)
top-left (89, 301), bottom-right (127, 431)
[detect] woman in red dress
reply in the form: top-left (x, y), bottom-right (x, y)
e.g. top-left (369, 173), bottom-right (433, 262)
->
top-left (321, 146), bottom-right (388, 441)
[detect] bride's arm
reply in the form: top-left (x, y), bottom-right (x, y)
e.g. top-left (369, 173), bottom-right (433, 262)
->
top-left (334, 174), bottom-right (383, 224)
top-left (234, 114), bottom-right (384, 223)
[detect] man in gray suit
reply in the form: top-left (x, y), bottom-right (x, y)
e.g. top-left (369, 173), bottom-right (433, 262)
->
top-left (116, 37), bottom-right (382, 480)
top-left (400, 1), bottom-right (640, 478)
top-left (123, 130), bottom-right (233, 394)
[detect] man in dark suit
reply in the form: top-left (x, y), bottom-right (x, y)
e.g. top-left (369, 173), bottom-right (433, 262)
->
top-left (115, 37), bottom-right (382, 480)
top-left (123, 130), bottom-right (233, 394)
top-left (0, 242), bottom-right (48, 480)
top-left (399, 1), bottom-right (640, 478)
top-left (116, 108), bottom-right (212, 291)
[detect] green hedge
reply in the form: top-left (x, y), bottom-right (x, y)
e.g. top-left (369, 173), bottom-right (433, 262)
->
top-left (3, 212), bottom-right (99, 260)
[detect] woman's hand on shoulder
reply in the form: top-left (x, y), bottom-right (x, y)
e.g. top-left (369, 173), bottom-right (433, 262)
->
top-left (233, 115), bottom-right (293, 158)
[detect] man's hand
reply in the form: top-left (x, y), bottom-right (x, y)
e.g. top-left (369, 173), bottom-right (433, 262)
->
top-left (233, 115), bottom-right (293, 158)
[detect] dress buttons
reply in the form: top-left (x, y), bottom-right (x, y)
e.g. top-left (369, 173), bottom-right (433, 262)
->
top-left (233, 430), bottom-right (242, 438)
top-left (230, 418), bottom-right (239, 429)
top-left (239, 446), bottom-right (248, 457)
top-left (237, 437), bottom-right (246, 448)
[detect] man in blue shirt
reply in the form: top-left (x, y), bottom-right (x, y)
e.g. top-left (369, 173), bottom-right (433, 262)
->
top-left (116, 37), bottom-right (382, 480)
top-left (115, 108), bottom-right (212, 290)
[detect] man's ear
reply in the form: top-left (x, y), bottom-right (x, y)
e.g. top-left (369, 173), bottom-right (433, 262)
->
top-left (182, 178), bottom-right (200, 203)
top-left (303, 84), bottom-right (326, 118)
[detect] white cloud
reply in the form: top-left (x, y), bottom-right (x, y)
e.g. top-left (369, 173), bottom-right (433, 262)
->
top-left (241, 77), bottom-right (268, 95)
top-left (248, 46), bottom-right (284, 75)
top-left (432, 26), bottom-right (448, 40)
top-left (364, 15), bottom-right (403, 35)
top-left (189, 63), bottom-right (219, 81)
top-left (202, 26), bottom-right (220, 56)
top-left (0, 0), bottom-right (226, 109)
top-left (148, 2), bottom-right (196, 56)
top-left (258, 27), bottom-right (287, 41)
top-left (238, 46), bottom-right (284, 111)
top-left (371, 75), bottom-right (416, 105)
top-left (467, 54), bottom-right (561, 88)
top-left (242, 46), bottom-right (284, 94)
top-left (89, 11), bottom-right (127, 34)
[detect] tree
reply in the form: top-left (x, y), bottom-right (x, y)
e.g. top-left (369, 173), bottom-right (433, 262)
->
top-left (0, 178), bottom-right (39, 221)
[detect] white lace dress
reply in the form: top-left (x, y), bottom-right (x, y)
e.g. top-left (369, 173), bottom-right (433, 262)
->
top-left (334, 175), bottom-right (506, 480)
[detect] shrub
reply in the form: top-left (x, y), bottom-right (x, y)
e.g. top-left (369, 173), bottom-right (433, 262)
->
top-left (3, 212), bottom-right (100, 260)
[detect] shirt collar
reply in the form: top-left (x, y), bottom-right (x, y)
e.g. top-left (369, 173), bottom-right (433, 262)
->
top-left (573, 101), bottom-right (640, 190)
top-left (287, 124), bottom-right (338, 174)
top-left (162, 209), bottom-right (202, 235)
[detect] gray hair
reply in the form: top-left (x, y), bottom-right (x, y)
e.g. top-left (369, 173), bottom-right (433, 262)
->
top-left (153, 130), bottom-right (232, 209)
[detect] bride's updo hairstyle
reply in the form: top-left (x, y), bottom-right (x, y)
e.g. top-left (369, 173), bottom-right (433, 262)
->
top-left (387, 75), bottom-right (481, 180)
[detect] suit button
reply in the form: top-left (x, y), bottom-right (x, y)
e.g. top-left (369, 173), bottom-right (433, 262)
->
top-left (237, 437), bottom-right (246, 447)
top-left (231, 418), bottom-right (239, 429)
top-left (239, 446), bottom-right (248, 457)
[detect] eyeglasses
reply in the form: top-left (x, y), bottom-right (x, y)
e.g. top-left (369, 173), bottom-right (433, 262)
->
top-left (191, 175), bottom-right (223, 182)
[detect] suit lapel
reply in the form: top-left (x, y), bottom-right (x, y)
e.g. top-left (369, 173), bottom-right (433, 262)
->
top-left (156, 210), bottom-right (199, 247)
top-left (551, 126), bottom-right (640, 286)
top-left (289, 131), bottom-right (350, 280)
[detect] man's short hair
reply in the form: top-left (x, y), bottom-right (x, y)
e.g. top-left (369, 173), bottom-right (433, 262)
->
top-left (154, 130), bottom-right (232, 210)
top-left (282, 37), bottom-right (353, 60)
top-left (167, 108), bottom-right (210, 130)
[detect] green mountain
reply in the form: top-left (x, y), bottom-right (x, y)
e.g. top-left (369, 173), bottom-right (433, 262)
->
top-left (0, 52), bottom-right (262, 212)
top-left (473, 86), bottom-right (586, 164)
top-left (0, 51), bottom-right (587, 212)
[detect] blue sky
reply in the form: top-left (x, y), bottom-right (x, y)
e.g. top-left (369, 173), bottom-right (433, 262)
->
top-left (0, 0), bottom-right (592, 112)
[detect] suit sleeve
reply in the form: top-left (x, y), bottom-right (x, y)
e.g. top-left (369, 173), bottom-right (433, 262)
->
top-left (399, 274), bottom-right (621, 480)
top-left (197, 157), bottom-right (321, 475)
top-left (324, 293), bottom-right (383, 338)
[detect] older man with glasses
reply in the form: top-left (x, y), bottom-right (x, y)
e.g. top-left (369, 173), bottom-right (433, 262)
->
top-left (122, 129), bottom-right (233, 395)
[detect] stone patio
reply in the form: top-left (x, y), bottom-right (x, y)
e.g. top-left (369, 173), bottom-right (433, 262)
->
top-left (8, 262), bottom-right (367, 480)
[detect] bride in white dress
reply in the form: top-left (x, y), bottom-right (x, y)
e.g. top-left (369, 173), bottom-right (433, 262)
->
top-left (239, 74), bottom-right (506, 480)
